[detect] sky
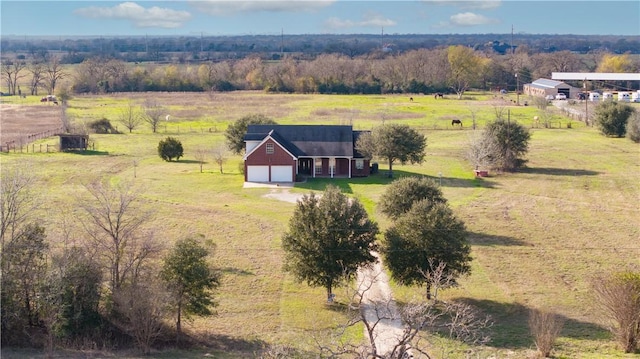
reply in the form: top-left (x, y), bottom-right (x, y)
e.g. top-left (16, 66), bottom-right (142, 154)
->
top-left (1, 0), bottom-right (639, 37)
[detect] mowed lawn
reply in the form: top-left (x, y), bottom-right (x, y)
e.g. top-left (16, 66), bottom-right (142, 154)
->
top-left (0, 92), bottom-right (638, 358)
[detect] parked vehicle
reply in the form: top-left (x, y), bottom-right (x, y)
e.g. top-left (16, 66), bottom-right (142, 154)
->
top-left (555, 93), bottom-right (567, 100)
top-left (545, 94), bottom-right (555, 100)
top-left (577, 93), bottom-right (587, 100)
top-left (618, 92), bottom-right (630, 102)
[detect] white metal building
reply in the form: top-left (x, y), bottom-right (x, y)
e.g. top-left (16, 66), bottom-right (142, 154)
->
top-left (523, 78), bottom-right (575, 98)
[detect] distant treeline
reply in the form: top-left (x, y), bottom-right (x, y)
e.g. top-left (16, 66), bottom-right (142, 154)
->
top-left (2, 39), bottom-right (639, 97)
top-left (66, 48), bottom-right (640, 96)
top-left (1, 33), bottom-right (639, 64)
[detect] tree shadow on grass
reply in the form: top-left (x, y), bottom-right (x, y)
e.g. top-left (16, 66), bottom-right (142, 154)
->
top-left (518, 167), bottom-right (600, 176)
top-left (219, 266), bottom-right (254, 276)
top-left (174, 159), bottom-right (201, 164)
top-left (453, 298), bottom-right (611, 350)
top-left (179, 332), bottom-right (267, 353)
top-left (295, 169), bottom-right (496, 193)
top-left (467, 232), bottom-right (529, 247)
top-left (66, 150), bottom-right (109, 156)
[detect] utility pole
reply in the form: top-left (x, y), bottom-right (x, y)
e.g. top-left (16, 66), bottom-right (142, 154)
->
top-left (584, 78), bottom-right (589, 125)
top-left (515, 72), bottom-right (519, 105)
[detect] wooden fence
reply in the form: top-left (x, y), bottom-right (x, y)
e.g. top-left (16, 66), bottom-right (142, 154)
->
top-left (2, 127), bottom-right (64, 153)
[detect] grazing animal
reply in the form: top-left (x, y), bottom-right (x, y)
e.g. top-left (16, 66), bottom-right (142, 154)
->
top-left (533, 116), bottom-right (540, 127)
top-left (409, 97), bottom-right (414, 102)
top-left (451, 119), bottom-right (462, 127)
top-left (434, 92), bottom-right (444, 99)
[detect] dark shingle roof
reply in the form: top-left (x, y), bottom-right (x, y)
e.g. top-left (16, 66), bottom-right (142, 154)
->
top-left (245, 125), bottom-right (362, 157)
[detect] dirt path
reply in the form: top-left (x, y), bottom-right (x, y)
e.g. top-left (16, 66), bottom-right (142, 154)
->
top-left (357, 256), bottom-right (407, 357)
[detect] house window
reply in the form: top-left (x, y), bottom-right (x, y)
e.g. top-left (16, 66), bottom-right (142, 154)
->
top-left (355, 159), bottom-right (364, 170)
top-left (315, 158), bottom-right (322, 175)
top-left (266, 143), bottom-right (274, 154)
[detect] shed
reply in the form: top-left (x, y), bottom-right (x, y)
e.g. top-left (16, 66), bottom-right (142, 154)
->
top-left (59, 134), bottom-right (89, 151)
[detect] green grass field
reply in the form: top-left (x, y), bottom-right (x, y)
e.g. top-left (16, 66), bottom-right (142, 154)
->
top-left (1, 91), bottom-right (638, 358)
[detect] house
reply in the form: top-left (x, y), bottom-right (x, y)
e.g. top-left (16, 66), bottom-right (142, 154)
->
top-left (243, 125), bottom-right (371, 183)
top-left (523, 78), bottom-right (576, 99)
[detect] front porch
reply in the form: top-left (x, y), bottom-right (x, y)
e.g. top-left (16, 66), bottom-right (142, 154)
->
top-left (298, 157), bottom-right (352, 178)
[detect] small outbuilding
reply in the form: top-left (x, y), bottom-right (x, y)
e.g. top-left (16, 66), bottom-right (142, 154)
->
top-left (58, 134), bottom-right (89, 151)
top-left (523, 78), bottom-right (576, 99)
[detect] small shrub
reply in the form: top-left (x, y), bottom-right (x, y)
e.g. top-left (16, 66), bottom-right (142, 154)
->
top-left (89, 118), bottom-right (118, 134)
top-left (529, 308), bottom-right (565, 358)
top-left (593, 271), bottom-right (640, 353)
top-left (157, 137), bottom-right (183, 162)
top-left (627, 112), bottom-right (640, 143)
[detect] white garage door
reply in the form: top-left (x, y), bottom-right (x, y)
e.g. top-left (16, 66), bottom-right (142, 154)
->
top-left (271, 165), bottom-right (293, 182)
top-left (247, 166), bottom-right (269, 182)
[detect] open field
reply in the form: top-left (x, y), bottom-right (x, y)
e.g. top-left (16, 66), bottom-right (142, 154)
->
top-left (1, 91), bottom-right (639, 358)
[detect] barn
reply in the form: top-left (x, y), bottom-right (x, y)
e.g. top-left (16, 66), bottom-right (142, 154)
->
top-left (523, 78), bottom-right (576, 99)
top-left (243, 125), bottom-right (370, 183)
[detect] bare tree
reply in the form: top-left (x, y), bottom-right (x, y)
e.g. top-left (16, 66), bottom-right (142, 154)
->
top-left (143, 100), bottom-right (166, 133)
top-left (193, 146), bottom-right (208, 173)
top-left (27, 61), bottom-right (45, 96)
top-left (112, 280), bottom-right (170, 354)
top-left (466, 131), bottom-right (500, 172)
top-left (79, 180), bottom-right (158, 294)
top-left (528, 308), bottom-right (565, 358)
top-left (212, 145), bottom-right (227, 174)
top-left (0, 164), bottom-right (38, 255)
top-left (493, 104), bottom-right (507, 121)
top-left (1, 59), bottom-right (27, 95)
top-left (119, 102), bottom-right (142, 133)
top-left (316, 262), bottom-right (492, 359)
top-left (593, 271), bottom-right (640, 353)
top-left (44, 55), bottom-right (66, 95)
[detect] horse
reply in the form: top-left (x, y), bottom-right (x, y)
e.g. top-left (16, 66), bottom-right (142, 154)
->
top-left (434, 92), bottom-right (444, 99)
top-left (409, 97), bottom-right (414, 102)
top-left (451, 119), bottom-right (462, 127)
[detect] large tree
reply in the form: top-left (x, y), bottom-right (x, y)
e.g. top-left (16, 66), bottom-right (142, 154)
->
top-left (447, 45), bottom-right (485, 99)
top-left (161, 236), bottom-right (220, 340)
top-left (382, 201), bottom-right (471, 300)
top-left (594, 101), bottom-right (635, 138)
top-left (1, 59), bottom-right (27, 95)
top-left (356, 124), bottom-right (426, 178)
top-left (224, 114), bottom-right (276, 155)
top-left (378, 176), bottom-right (446, 220)
top-left (282, 185), bottom-right (379, 300)
top-left (481, 119), bottom-right (531, 171)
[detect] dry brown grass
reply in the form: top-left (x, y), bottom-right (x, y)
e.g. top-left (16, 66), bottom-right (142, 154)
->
top-left (0, 104), bottom-right (64, 148)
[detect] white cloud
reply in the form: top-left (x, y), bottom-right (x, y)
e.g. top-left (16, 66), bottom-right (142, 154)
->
top-left (74, 2), bottom-right (192, 28)
top-left (426, 0), bottom-right (501, 10)
top-left (432, 11), bottom-right (499, 30)
top-left (325, 12), bottom-right (396, 30)
top-left (449, 12), bottom-right (498, 26)
top-left (188, 0), bottom-right (336, 16)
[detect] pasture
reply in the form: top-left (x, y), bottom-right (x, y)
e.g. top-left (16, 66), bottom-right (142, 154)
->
top-left (0, 91), bottom-right (638, 358)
